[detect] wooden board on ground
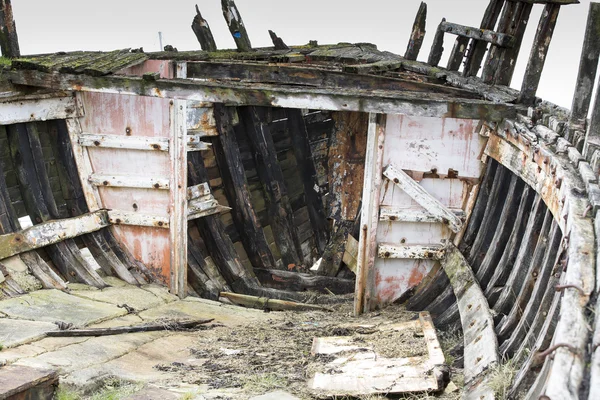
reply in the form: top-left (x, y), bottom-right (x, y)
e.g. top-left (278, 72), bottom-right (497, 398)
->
top-left (308, 311), bottom-right (446, 396)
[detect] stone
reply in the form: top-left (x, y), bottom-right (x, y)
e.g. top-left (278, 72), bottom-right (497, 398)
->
top-left (0, 365), bottom-right (58, 399)
top-left (0, 289), bottom-right (126, 326)
top-left (250, 391), bottom-right (300, 400)
top-left (140, 284), bottom-right (179, 303)
top-left (0, 318), bottom-right (58, 348)
top-left (71, 284), bottom-right (166, 312)
top-left (125, 386), bottom-right (179, 399)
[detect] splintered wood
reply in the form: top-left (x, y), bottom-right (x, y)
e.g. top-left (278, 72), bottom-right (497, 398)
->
top-left (308, 311), bottom-right (446, 396)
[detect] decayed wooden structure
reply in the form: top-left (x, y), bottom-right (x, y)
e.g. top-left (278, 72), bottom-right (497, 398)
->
top-left (2, 0), bottom-right (600, 398)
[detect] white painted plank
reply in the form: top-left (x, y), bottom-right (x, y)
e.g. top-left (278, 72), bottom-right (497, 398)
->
top-left (0, 95), bottom-right (81, 124)
top-left (79, 133), bottom-right (169, 151)
top-left (186, 135), bottom-right (211, 151)
top-left (379, 206), bottom-right (465, 222)
top-left (377, 244), bottom-right (445, 260)
top-left (383, 164), bottom-right (463, 233)
top-left (187, 182), bottom-right (211, 200)
top-left (107, 210), bottom-right (169, 229)
top-left (89, 174), bottom-right (170, 190)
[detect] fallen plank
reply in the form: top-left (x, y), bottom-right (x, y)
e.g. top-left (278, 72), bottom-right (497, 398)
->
top-left (46, 318), bottom-right (214, 337)
top-left (219, 292), bottom-right (332, 312)
top-left (0, 365), bottom-right (58, 400)
top-left (253, 268), bottom-right (355, 294)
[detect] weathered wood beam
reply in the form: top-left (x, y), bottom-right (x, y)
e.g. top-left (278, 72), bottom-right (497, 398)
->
top-left (0, 211), bottom-right (109, 260)
top-left (4, 69), bottom-right (518, 122)
top-left (221, 0), bottom-right (252, 52)
top-left (0, 0), bottom-right (19, 58)
top-left (213, 104), bottom-right (277, 270)
top-left (379, 206), bottom-right (465, 223)
top-left (383, 164), bottom-right (463, 233)
top-left (0, 96), bottom-right (80, 125)
top-left (268, 30), bottom-right (289, 50)
top-left (88, 174), bottom-right (170, 190)
top-left (191, 4), bottom-right (217, 52)
top-left (440, 21), bottom-right (515, 47)
top-left (254, 268), bottom-right (354, 294)
top-left (239, 107), bottom-right (303, 268)
top-left (446, 36), bottom-right (469, 71)
top-left (47, 318), bottom-right (214, 337)
top-left (78, 133), bottom-right (168, 151)
top-left (285, 109), bottom-right (329, 254)
top-left (428, 18), bottom-right (446, 66)
top-left (220, 292), bottom-right (331, 312)
top-left (107, 210), bottom-right (169, 229)
top-left (377, 244), bottom-right (445, 260)
top-left (518, 4), bottom-right (561, 104)
top-left (404, 2), bottom-right (427, 61)
top-left (571, 3), bottom-right (600, 124)
top-left (463, 0), bottom-right (505, 77)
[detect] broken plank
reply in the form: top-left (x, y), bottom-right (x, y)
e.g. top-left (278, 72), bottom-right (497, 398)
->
top-left (268, 30), bottom-right (289, 50)
top-left (342, 235), bottom-right (359, 274)
top-left (383, 164), bottom-right (463, 233)
top-left (88, 174), bottom-right (170, 190)
top-left (379, 206), bottom-right (465, 223)
top-left (46, 318), bottom-right (214, 337)
top-left (0, 211), bottom-right (109, 260)
top-left (253, 268), bottom-right (355, 294)
top-left (0, 95), bottom-right (80, 125)
top-left (447, 36), bottom-right (470, 71)
top-left (440, 21), bottom-right (515, 47)
top-left (221, 0), bottom-right (252, 52)
top-left (219, 292), bottom-right (331, 312)
top-left (404, 2), bottom-right (427, 60)
top-left (428, 18), bottom-right (446, 67)
top-left (377, 244), bottom-right (445, 260)
top-left (191, 4), bottom-right (217, 52)
top-left (187, 182), bottom-right (211, 200)
top-left (463, 0), bottom-right (505, 77)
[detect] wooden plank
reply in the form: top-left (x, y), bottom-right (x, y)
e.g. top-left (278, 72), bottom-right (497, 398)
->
top-left (518, 4), bottom-right (561, 104)
top-left (221, 0), bottom-right (252, 52)
top-left (404, 2), bottom-right (427, 60)
top-left (439, 21), bottom-right (516, 47)
top-left (191, 5), bottom-right (217, 52)
top-left (66, 117), bottom-right (101, 211)
top-left (4, 69), bottom-right (518, 122)
top-left (379, 206), bottom-right (465, 223)
top-left (0, 366), bottom-right (58, 400)
top-left (187, 182), bottom-right (211, 200)
top-left (463, 0), bottom-right (506, 77)
top-left (0, 0), bottom-right (20, 57)
top-left (107, 210), bottom-right (169, 229)
top-left (446, 36), bottom-right (470, 71)
top-left (570, 3), bottom-right (600, 123)
top-left (0, 211), bottom-right (109, 260)
top-left (253, 268), bottom-right (354, 294)
top-left (169, 99), bottom-right (188, 298)
top-left (78, 133), bottom-right (169, 151)
top-left (342, 234), bottom-right (359, 273)
top-left (428, 18), bottom-right (446, 67)
top-left (355, 114), bottom-right (386, 315)
top-left (219, 292), bottom-right (330, 312)
top-left (268, 30), bottom-right (289, 50)
top-left (377, 244), bottom-right (445, 260)
top-left (88, 174), bottom-right (170, 190)
top-left (419, 311), bottom-right (446, 365)
top-left (0, 96), bottom-right (80, 124)
top-left (383, 164), bottom-right (463, 233)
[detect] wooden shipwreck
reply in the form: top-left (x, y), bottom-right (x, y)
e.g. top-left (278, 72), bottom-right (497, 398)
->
top-left (1, 0), bottom-right (600, 398)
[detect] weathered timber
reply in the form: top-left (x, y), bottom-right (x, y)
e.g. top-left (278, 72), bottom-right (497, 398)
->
top-left (268, 30), bottom-right (289, 50)
top-left (239, 106), bottom-right (303, 268)
top-left (377, 244), bottom-right (445, 260)
top-left (404, 2), bottom-right (427, 60)
top-left (518, 4), bottom-right (561, 104)
top-left (463, 0), bottom-right (505, 77)
top-left (220, 292), bottom-right (332, 312)
top-left (254, 268), bottom-right (354, 294)
top-left (383, 164), bottom-right (463, 233)
top-left (78, 133), bottom-right (169, 152)
top-left (47, 319), bottom-right (214, 337)
top-left (221, 0), bottom-right (252, 52)
top-left (570, 3), bottom-right (600, 124)
top-left (107, 211), bottom-right (169, 229)
top-left (319, 220), bottom-right (354, 277)
top-left (446, 36), bottom-right (469, 71)
top-left (0, 95), bottom-right (80, 125)
top-left (0, 365), bottom-right (57, 400)
top-left (428, 18), bottom-right (446, 66)
top-left (192, 5), bottom-right (217, 52)
top-left (186, 248), bottom-right (220, 299)
top-left (379, 207), bottom-right (465, 223)
top-left (440, 21), bottom-right (516, 47)
top-left (285, 109), bottom-right (328, 254)
top-left (0, 211), bottom-right (109, 260)
top-left (88, 174), bottom-right (170, 190)
top-left (4, 69), bottom-right (518, 121)
top-left (0, 0), bottom-right (19, 57)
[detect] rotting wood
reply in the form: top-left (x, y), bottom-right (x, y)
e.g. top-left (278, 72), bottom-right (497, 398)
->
top-left (0, 0), bottom-right (20, 57)
top-left (88, 174), bottom-right (170, 190)
top-left (342, 234), bottom-right (358, 274)
top-left (4, 69), bottom-right (518, 122)
top-left (570, 2), bottom-right (600, 124)
top-left (518, 3), bottom-right (561, 104)
top-left (463, 0), bottom-right (505, 77)
top-left (239, 106), bottom-right (303, 268)
top-left (78, 133), bottom-right (169, 152)
top-left (446, 36), bottom-right (469, 71)
top-left (221, 0), bottom-right (252, 52)
top-left (213, 104), bottom-right (277, 270)
top-left (107, 210), bottom-right (169, 229)
top-left (0, 365), bottom-right (57, 400)
top-left (46, 318), bottom-right (214, 337)
top-left (379, 206), bottom-right (465, 223)
top-left (377, 244), bottom-right (445, 260)
top-left (428, 18), bottom-right (446, 67)
top-left (219, 291), bottom-right (332, 312)
top-left (404, 2), bottom-right (427, 61)
top-left (0, 96), bottom-right (80, 125)
top-left (285, 109), bottom-right (329, 254)
top-left (440, 21), bottom-right (516, 47)
top-left (383, 164), bottom-right (463, 233)
top-left (0, 211), bottom-right (109, 260)
top-left (187, 182), bottom-right (211, 200)
top-left (268, 30), bottom-right (289, 50)
top-left (318, 220), bottom-right (354, 277)
top-left (191, 4), bottom-right (217, 52)
top-left (253, 268), bottom-right (354, 294)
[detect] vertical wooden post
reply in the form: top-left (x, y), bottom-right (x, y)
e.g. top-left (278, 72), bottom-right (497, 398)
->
top-left (169, 99), bottom-right (188, 298)
top-left (221, 0), bottom-right (252, 52)
top-left (192, 5), bottom-right (217, 52)
top-left (427, 19), bottom-right (446, 67)
top-left (0, 0), bottom-right (19, 58)
top-left (447, 36), bottom-right (470, 71)
top-left (463, 0), bottom-right (505, 77)
top-left (354, 113), bottom-right (386, 316)
top-left (518, 4), bottom-right (561, 105)
top-left (571, 3), bottom-right (600, 125)
top-left (404, 2), bottom-right (427, 61)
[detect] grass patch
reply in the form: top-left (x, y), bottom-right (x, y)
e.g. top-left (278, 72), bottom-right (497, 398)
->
top-left (54, 387), bottom-right (80, 400)
top-left (437, 326), bottom-right (463, 365)
top-left (242, 373), bottom-right (287, 394)
top-left (487, 358), bottom-right (517, 400)
top-left (88, 377), bottom-right (142, 400)
top-left (0, 57), bottom-right (11, 67)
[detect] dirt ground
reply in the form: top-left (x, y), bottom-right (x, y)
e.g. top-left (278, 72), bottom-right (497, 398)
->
top-left (156, 297), bottom-right (464, 399)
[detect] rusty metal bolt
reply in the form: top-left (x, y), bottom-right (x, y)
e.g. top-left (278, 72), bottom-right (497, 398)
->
top-left (152, 144), bottom-right (161, 150)
top-left (389, 216), bottom-right (397, 221)
top-left (157, 221), bottom-right (164, 227)
top-left (93, 141), bottom-right (101, 146)
top-left (154, 183), bottom-right (160, 189)
top-left (125, 127), bottom-right (132, 135)
top-left (115, 219), bottom-right (122, 224)
top-left (393, 178), bottom-right (399, 184)
top-left (103, 181), bottom-right (109, 186)
top-left (384, 252), bottom-right (391, 258)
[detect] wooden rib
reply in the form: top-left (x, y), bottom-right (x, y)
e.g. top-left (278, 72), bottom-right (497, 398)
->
top-left (404, 2), bottom-right (427, 60)
top-left (191, 4), bottom-right (217, 52)
top-left (406, 265), bottom-right (451, 311)
top-left (285, 109), bottom-right (328, 254)
top-left (221, 0), bottom-right (252, 52)
top-left (0, 0), bottom-right (20, 58)
top-left (439, 21), bottom-right (515, 47)
top-left (383, 164), bottom-right (463, 233)
top-left (446, 36), bottom-right (469, 71)
top-left (239, 106), bottom-right (303, 268)
top-left (268, 30), bottom-right (289, 50)
top-left (518, 4), bottom-right (561, 104)
top-left (463, 0), bottom-right (505, 77)
top-left (428, 18), bottom-right (446, 67)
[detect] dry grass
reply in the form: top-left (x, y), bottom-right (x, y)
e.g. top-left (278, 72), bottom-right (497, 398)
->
top-left (487, 358), bottom-right (518, 400)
